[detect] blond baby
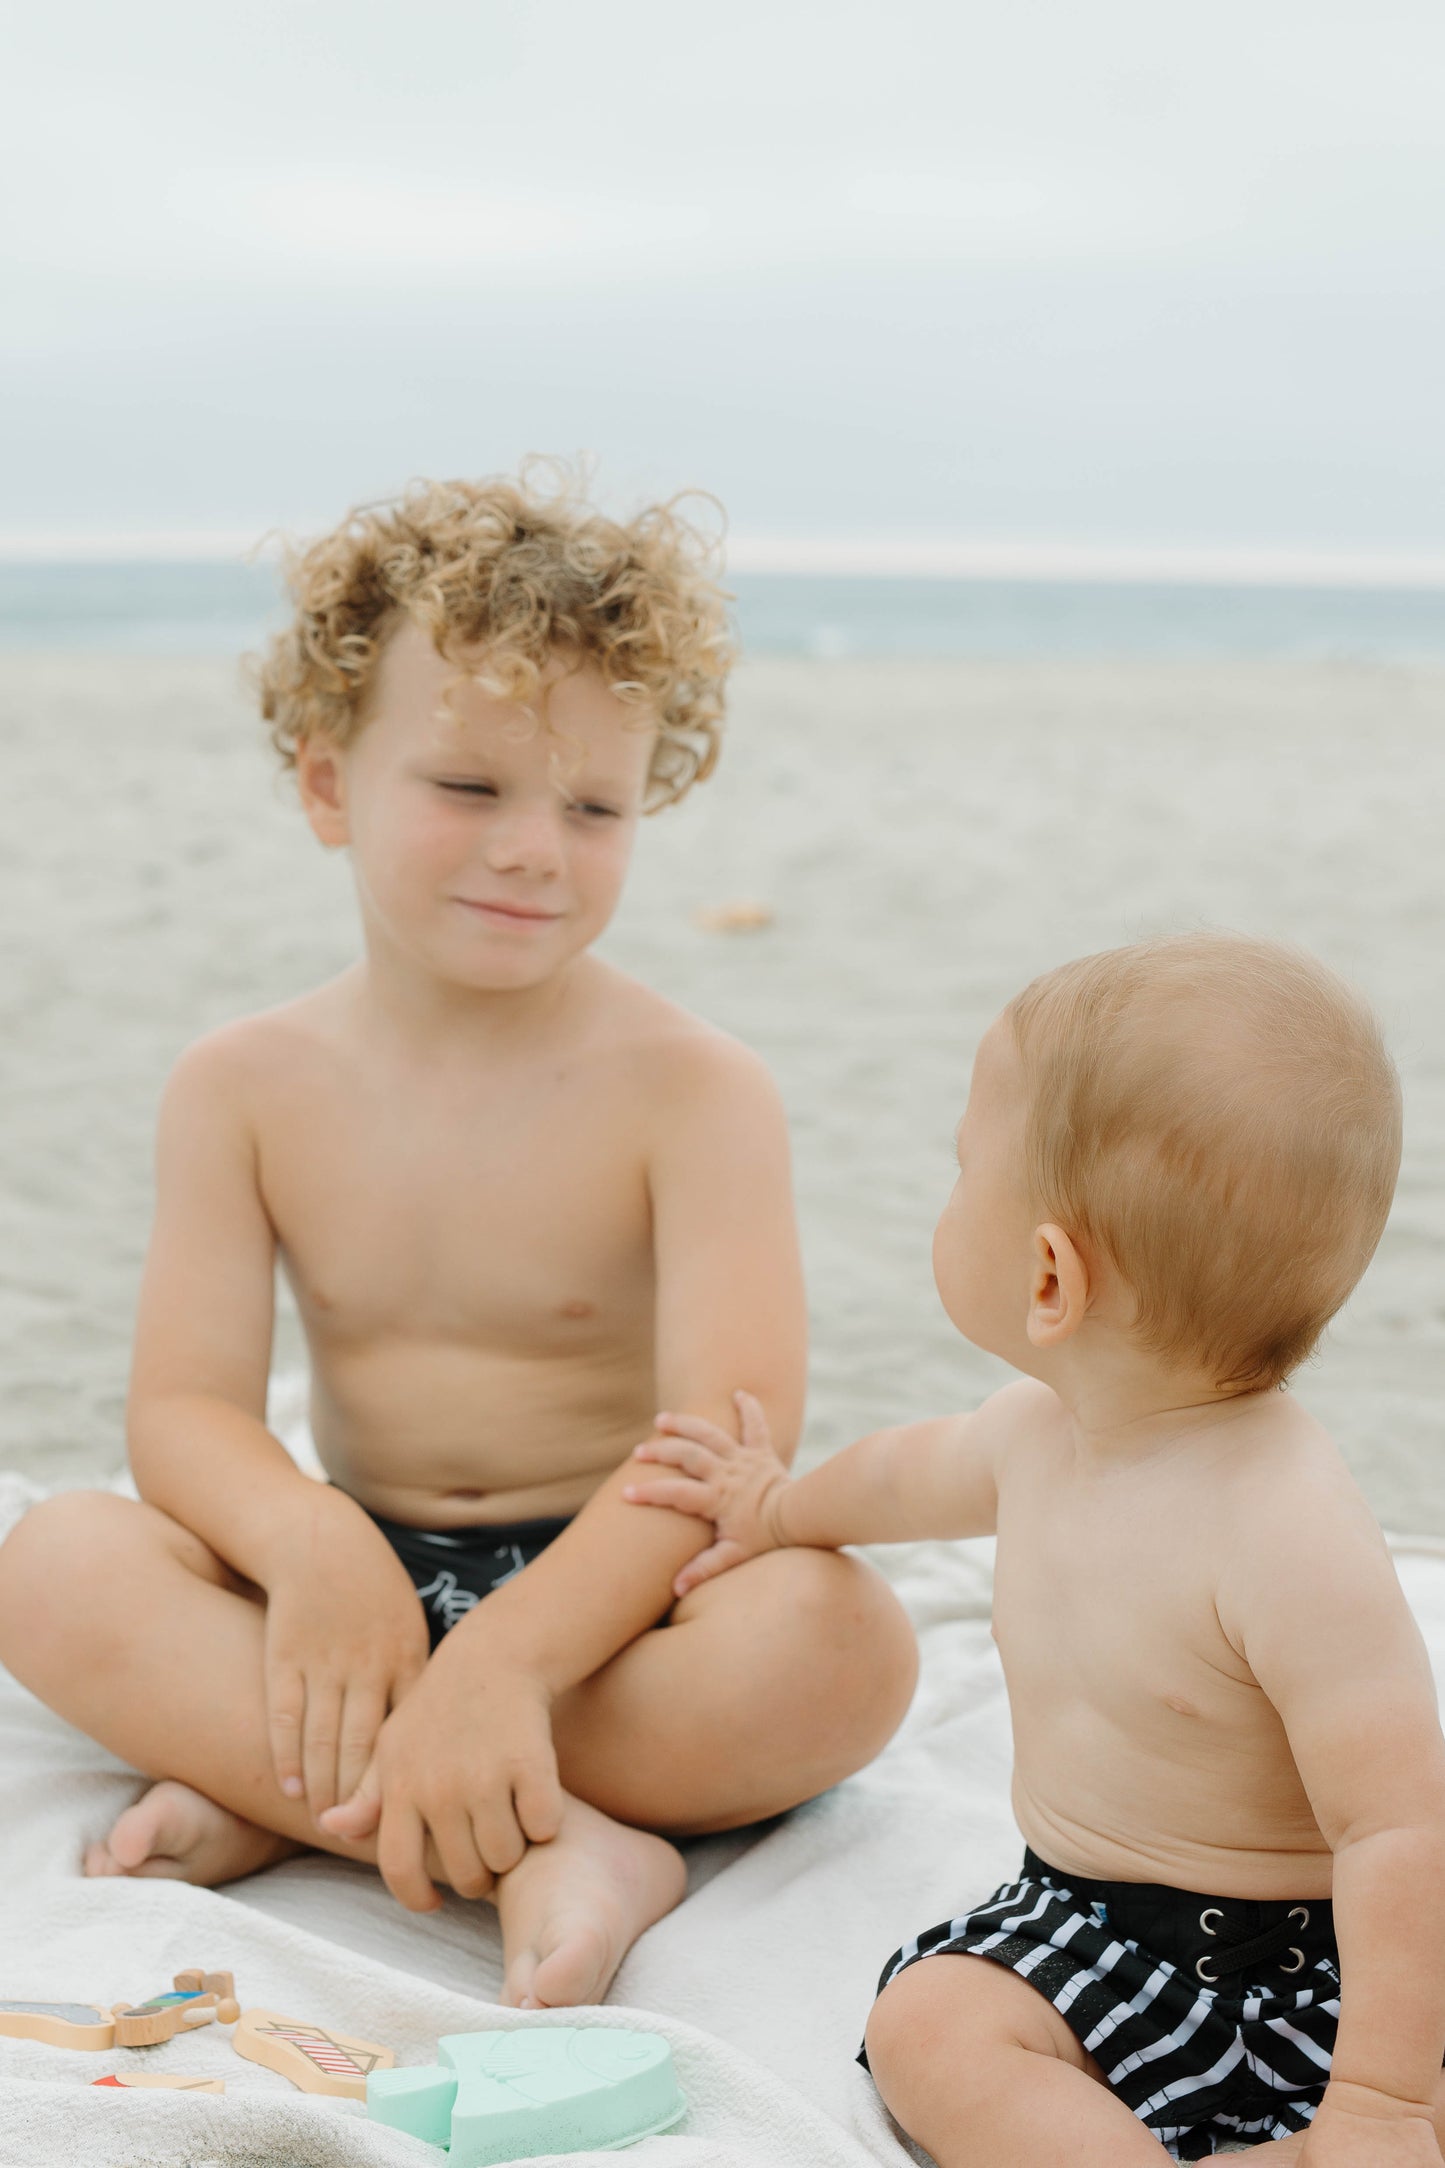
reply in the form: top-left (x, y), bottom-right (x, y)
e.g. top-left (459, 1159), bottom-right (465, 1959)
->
top-left (628, 934), bottom-right (1445, 2164)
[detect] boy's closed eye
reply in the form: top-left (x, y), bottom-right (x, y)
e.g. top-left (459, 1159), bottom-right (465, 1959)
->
top-left (433, 778), bottom-right (621, 820)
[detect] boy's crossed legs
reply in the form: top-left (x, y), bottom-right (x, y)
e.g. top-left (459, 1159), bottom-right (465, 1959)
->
top-left (866, 1957), bottom-right (1445, 2165)
top-left (0, 1488), bottom-right (917, 2007)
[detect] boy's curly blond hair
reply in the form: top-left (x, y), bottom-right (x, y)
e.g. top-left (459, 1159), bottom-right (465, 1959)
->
top-left (253, 463), bottom-right (735, 809)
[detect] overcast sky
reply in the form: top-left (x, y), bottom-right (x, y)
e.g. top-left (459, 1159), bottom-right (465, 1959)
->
top-left (3, 0), bottom-right (1443, 553)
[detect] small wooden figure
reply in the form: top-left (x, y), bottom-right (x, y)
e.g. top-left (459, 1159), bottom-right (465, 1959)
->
top-left (93, 2073), bottom-right (226, 2093)
top-left (0, 1967), bottom-right (240, 2052)
top-left (0, 2002), bottom-right (118, 2051)
top-left (112, 1969), bottom-right (240, 2046)
top-left (231, 2007), bottom-right (395, 2100)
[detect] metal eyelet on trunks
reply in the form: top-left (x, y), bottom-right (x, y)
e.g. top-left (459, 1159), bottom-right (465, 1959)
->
top-left (1199, 1908), bottom-right (1222, 1935)
top-left (1195, 1953), bottom-right (1218, 1983)
top-left (1282, 1907), bottom-right (1317, 1977)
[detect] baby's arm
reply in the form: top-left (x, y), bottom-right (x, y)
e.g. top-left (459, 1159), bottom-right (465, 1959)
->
top-left (1224, 1488), bottom-right (1445, 2163)
top-left (130, 1032), bottom-right (428, 1816)
top-left (626, 1378), bottom-right (1021, 1595)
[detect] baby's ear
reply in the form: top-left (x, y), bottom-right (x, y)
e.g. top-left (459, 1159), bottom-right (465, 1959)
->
top-left (1026, 1223), bottom-right (1089, 1347)
top-left (296, 737), bottom-right (350, 849)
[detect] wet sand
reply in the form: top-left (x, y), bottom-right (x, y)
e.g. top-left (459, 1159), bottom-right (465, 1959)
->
top-left (2, 651), bottom-right (1443, 1526)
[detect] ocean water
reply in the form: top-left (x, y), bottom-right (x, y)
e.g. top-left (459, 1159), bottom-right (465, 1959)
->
top-left (1, 559), bottom-right (1444, 662)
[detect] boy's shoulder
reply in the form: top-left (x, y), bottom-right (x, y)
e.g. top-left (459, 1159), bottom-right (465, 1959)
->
top-left (581, 961), bottom-right (784, 1110)
top-left (159, 983), bottom-right (355, 1122)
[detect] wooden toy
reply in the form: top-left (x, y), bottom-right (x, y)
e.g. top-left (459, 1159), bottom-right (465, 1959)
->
top-left (112, 1969), bottom-right (240, 2046)
top-left (0, 1968), bottom-right (239, 2052)
top-left (93, 2073), bottom-right (226, 2093)
top-left (231, 2007), bottom-right (395, 2100)
top-left (366, 2028), bottom-right (686, 2164)
top-left (0, 2002), bottom-right (119, 2051)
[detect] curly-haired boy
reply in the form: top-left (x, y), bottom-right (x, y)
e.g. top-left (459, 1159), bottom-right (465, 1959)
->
top-left (0, 468), bottom-right (917, 2007)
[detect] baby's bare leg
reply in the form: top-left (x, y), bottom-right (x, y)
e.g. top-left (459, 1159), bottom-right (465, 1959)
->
top-left (865, 1954), bottom-right (1173, 2168)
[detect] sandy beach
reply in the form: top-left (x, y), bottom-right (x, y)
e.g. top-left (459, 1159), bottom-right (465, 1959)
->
top-left (2, 650), bottom-right (1442, 1529)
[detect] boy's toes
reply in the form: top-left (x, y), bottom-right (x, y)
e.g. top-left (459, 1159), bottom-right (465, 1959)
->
top-left (501, 1948), bottom-right (541, 2010)
top-left (82, 1838), bottom-right (124, 1877)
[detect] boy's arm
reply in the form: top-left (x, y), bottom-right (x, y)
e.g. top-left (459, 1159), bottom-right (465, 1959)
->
top-left (130, 1033), bottom-right (429, 1812)
top-left (1226, 1495), bottom-right (1445, 2162)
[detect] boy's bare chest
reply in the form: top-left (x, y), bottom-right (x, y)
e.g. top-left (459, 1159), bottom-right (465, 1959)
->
top-left (255, 1066), bottom-right (653, 1348)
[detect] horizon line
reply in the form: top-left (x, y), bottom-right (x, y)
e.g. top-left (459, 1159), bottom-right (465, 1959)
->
top-left (1, 528), bottom-right (1445, 591)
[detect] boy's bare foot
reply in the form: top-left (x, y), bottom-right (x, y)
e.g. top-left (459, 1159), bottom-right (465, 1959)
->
top-left (495, 1794), bottom-right (685, 2009)
top-left (83, 1779), bottom-right (300, 1885)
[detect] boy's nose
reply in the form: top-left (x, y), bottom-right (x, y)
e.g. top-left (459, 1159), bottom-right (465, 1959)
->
top-left (484, 801), bottom-right (565, 877)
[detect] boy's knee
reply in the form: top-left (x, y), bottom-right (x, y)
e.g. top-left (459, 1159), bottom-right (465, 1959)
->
top-left (0, 1490), bottom-right (108, 1649)
top-left (0, 1491), bottom-right (156, 1652)
top-left (734, 1547), bottom-right (917, 1759)
top-left (794, 1548), bottom-right (919, 1716)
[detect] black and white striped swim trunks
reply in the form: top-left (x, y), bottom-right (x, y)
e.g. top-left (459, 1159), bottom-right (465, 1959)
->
top-left (868, 1848), bottom-right (1342, 2160)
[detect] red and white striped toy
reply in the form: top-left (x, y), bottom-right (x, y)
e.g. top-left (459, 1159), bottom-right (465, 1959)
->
top-left (231, 2007), bottom-right (396, 2100)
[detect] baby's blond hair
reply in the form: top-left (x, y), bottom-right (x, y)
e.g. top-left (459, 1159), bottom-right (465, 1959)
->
top-left (1008, 934), bottom-right (1401, 1391)
top-left (253, 462), bottom-right (734, 809)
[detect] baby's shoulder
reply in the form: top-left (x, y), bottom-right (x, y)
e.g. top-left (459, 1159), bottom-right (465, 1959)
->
top-left (1211, 1398), bottom-right (1391, 1607)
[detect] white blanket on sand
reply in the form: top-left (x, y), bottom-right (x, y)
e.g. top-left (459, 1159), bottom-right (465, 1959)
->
top-left (3, 1433), bottom-right (1445, 2168)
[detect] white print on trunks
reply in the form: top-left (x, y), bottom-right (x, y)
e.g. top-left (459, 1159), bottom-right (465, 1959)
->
top-left (414, 1548), bottom-right (529, 1634)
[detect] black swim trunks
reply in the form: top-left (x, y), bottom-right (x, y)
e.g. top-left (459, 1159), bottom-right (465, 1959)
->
top-left (366, 1508), bottom-right (570, 1651)
top-left (868, 1848), bottom-right (1343, 2159)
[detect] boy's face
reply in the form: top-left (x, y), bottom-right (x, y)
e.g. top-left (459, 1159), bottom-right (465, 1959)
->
top-left (932, 1016), bottom-right (1039, 1365)
top-left (302, 616), bottom-right (655, 995)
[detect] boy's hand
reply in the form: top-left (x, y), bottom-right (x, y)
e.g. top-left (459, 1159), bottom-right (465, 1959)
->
top-left (320, 1640), bottom-right (562, 1910)
top-left (261, 1498), bottom-right (430, 1820)
top-left (624, 1389), bottom-right (791, 1597)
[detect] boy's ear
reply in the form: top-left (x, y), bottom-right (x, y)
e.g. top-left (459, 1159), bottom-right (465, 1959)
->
top-left (296, 737), bottom-right (350, 850)
top-left (1026, 1223), bottom-right (1090, 1348)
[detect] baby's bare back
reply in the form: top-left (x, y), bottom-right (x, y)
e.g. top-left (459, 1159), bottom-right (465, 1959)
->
top-left (243, 962), bottom-right (697, 1526)
top-left (992, 1391), bottom-right (1377, 1900)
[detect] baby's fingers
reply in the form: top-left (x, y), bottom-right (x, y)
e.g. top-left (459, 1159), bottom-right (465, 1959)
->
top-left (734, 1390), bottom-right (774, 1454)
top-left (633, 1435), bottom-right (720, 1480)
top-left (674, 1538), bottom-right (748, 1598)
top-left (653, 1411), bottom-right (738, 1454)
top-left (622, 1474), bottom-right (717, 1517)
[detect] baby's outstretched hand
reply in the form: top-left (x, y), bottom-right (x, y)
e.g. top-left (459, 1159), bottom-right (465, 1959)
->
top-left (625, 1389), bottom-right (791, 1598)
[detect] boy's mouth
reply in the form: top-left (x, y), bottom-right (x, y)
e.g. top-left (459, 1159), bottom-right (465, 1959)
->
top-left (453, 897), bottom-right (564, 924)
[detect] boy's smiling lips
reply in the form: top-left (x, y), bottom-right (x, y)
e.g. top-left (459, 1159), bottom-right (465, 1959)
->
top-left (453, 896), bottom-right (565, 925)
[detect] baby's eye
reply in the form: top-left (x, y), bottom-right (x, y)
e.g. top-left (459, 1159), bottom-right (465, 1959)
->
top-left (437, 780), bottom-right (497, 798)
top-left (571, 800), bottom-right (620, 820)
